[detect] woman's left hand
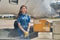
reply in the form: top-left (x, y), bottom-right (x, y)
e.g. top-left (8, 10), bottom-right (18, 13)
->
top-left (24, 31), bottom-right (29, 37)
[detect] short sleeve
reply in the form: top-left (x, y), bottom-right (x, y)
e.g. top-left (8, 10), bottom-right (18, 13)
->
top-left (17, 16), bottom-right (21, 23)
top-left (28, 15), bottom-right (31, 23)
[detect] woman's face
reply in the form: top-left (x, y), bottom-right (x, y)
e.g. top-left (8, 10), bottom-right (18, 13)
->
top-left (21, 7), bottom-right (27, 14)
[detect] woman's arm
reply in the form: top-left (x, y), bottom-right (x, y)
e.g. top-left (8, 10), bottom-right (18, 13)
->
top-left (18, 23), bottom-right (26, 33)
top-left (27, 23), bottom-right (30, 32)
top-left (24, 23), bottom-right (30, 37)
top-left (18, 23), bottom-right (29, 37)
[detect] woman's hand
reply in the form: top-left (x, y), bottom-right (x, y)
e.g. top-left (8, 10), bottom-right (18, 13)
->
top-left (24, 31), bottom-right (29, 37)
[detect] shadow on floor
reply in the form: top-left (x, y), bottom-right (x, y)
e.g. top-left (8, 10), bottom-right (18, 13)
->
top-left (8, 29), bottom-right (19, 37)
top-left (0, 29), bottom-right (19, 37)
top-left (0, 28), bottom-right (38, 39)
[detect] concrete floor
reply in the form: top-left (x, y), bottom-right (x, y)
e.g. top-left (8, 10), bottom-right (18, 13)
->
top-left (0, 19), bottom-right (60, 40)
top-left (0, 29), bottom-right (59, 40)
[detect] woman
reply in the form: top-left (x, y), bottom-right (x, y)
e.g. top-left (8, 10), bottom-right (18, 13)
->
top-left (17, 5), bottom-right (30, 39)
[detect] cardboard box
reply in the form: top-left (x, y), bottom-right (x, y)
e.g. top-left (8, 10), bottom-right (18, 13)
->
top-left (33, 19), bottom-right (50, 32)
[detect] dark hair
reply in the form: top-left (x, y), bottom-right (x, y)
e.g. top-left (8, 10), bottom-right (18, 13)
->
top-left (17, 5), bottom-right (27, 18)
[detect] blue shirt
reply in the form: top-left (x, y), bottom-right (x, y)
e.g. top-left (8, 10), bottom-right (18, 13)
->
top-left (17, 13), bottom-right (30, 36)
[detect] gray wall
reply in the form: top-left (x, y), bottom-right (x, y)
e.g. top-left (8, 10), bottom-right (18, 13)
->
top-left (0, 0), bottom-right (56, 18)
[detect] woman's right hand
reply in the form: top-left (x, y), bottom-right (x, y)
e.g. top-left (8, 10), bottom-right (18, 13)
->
top-left (24, 31), bottom-right (29, 37)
